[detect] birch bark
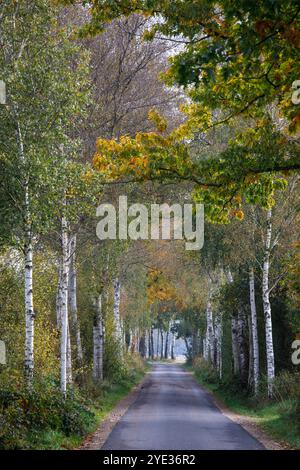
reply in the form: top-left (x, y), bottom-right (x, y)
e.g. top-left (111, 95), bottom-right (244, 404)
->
top-left (60, 214), bottom-right (70, 396)
top-left (262, 209), bottom-right (275, 397)
top-left (205, 295), bottom-right (215, 363)
top-left (67, 321), bottom-right (72, 384)
top-left (68, 234), bottom-right (83, 364)
top-left (24, 226), bottom-right (34, 384)
top-left (56, 264), bottom-right (63, 329)
top-left (113, 278), bottom-right (122, 344)
top-left (93, 294), bottom-right (104, 381)
top-left (215, 314), bottom-right (223, 379)
top-left (249, 266), bottom-right (260, 395)
top-left (17, 119), bottom-right (34, 384)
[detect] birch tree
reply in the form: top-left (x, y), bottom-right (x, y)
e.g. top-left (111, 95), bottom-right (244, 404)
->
top-left (0, 1), bottom-right (89, 385)
top-left (60, 211), bottom-right (70, 396)
top-left (93, 294), bottom-right (104, 381)
top-left (249, 267), bottom-right (259, 395)
top-left (214, 313), bottom-right (223, 380)
top-left (205, 294), bottom-right (215, 364)
top-left (262, 209), bottom-right (275, 397)
top-left (113, 277), bottom-right (123, 345)
top-left (68, 234), bottom-right (83, 364)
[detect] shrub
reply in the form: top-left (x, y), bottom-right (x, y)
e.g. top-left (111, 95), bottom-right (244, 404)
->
top-left (0, 378), bottom-right (95, 449)
top-left (193, 356), bottom-right (220, 384)
top-left (272, 371), bottom-right (300, 402)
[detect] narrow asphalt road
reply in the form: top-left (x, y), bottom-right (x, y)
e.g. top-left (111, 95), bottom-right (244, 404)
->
top-left (102, 363), bottom-right (264, 450)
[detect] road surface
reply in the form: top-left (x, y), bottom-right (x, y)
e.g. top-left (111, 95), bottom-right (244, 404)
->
top-left (102, 363), bottom-right (264, 450)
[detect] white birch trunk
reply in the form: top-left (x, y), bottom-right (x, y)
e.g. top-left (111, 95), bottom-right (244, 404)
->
top-left (60, 214), bottom-right (70, 396)
top-left (57, 259), bottom-right (72, 385)
top-left (215, 314), bottom-right (223, 379)
top-left (237, 311), bottom-right (248, 384)
top-left (93, 294), bottom-right (104, 381)
top-left (203, 338), bottom-right (208, 360)
top-left (68, 234), bottom-right (83, 364)
top-left (24, 231), bottom-right (34, 384)
top-left (113, 278), bottom-right (122, 344)
top-left (56, 264), bottom-right (63, 329)
top-left (249, 266), bottom-right (260, 395)
top-left (17, 119), bottom-right (34, 384)
top-left (160, 329), bottom-right (164, 359)
top-left (205, 297), bottom-right (215, 363)
top-left (262, 209), bottom-right (275, 397)
top-left (169, 331), bottom-right (173, 359)
top-left (67, 321), bottom-right (72, 384)
top-left (135, 329), bottom-right (140, 353)
top-left (156, 329), bottom-right (160, 358)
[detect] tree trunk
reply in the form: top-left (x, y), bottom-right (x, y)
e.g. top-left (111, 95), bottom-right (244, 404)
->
top-left (68, 234), bottom-right (83, 364)
top-left (139, 333), bottom-right (146, 358)
top-left (184, 337), bottom-right (192, 361)
top-left (113, 278), bottom-right (122, 343)
top-left (17, 119), bottom-right (34, 385)
top-left (67, 321), bottom-right (72, 384)
top-left (237, 310), bottom-right (248, 386)
top-left (248, 313), bottom-right (253, 389)
top-left (24, 231), bottom-right (34, 384)
top-left (150, 328), bottom-right (154, 359)
top-left (60, 214), bottom-right (70, 396)
top-left (93, 294), bottom-right (104, 381)
top-left (215, 314), bottom-right (222, 379)
top-left (205, 296), bottom-right (215, 363)
top-left (147, 329), bottom-right (151, 358)
top-left (249, 266), bottom-right (259, 395)
top-left (56, 264), bottom-right (63, 329)
top-left (192, 331), bottom-right (197, 359)
top-left (226, 269), bottom-right (242, 379)
top-left (231, 317), bottom-right (240, 376)
top-left (171, 333), bottom-right (176, 360)
top-left (164, 331), bottom-right (169, 359)
top-left (160, 330), bottom-right (164, 359)
top-left (262, 209), bottom-right (275, 398)
top-left (203, 338), bottom-right (208, 361)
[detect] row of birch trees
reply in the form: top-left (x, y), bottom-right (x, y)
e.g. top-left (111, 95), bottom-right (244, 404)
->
top-left (199, 184), bottom-right (299, 397)
top-left (0, 1), bottom-right (180, 395)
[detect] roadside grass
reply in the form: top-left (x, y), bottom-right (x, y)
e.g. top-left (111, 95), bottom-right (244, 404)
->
top-left (0, 357), bottom-right (149, 450)
top-left (29, 366), bottom-right (148, 450)
top-left (185, 363), bottom-right (300, 449)
top-left (91, 367), bottom-right (147, 424)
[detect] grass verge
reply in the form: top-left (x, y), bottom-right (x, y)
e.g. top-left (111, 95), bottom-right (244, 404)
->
top-left (0, 356), bottom-right (148, 450)
top-left (34, 367), bottom-right (148, 450)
